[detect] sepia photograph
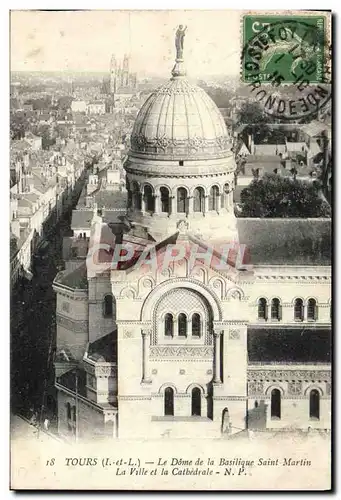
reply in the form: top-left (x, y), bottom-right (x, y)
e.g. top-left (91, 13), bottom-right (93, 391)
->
top-left (9, 8), bottom-right (332, 490)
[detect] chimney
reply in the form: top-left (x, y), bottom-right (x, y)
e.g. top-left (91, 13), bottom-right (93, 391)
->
top-left (250, 134), bottom-right (255, 154)
top-left (247, 134), bottom-right (253, 154)
top-left (285, 158), bottom-right (292, 170)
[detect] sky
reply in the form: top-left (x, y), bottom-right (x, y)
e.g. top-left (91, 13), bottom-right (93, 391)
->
top-left (10, 10), bottom-right (242, 77)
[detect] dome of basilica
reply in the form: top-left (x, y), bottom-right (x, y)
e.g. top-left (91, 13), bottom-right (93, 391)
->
top-left (125, 27), bottom-right (237, 241)
top-left (130, 65), bottom-right (231, 161)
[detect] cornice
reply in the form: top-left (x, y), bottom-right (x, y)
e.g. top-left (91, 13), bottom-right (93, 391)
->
top-left (253, 275), bottom-right (331, 284)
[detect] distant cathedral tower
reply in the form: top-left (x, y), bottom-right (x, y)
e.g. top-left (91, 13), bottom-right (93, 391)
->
top-left (108, 53), bottom-right (137, 95)
top-left (123, 54), bottom-right (130, 87)
top-left (110, 54), bottom-right (117, 93)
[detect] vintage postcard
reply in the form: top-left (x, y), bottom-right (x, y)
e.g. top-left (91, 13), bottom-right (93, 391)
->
top-left (10, 9), bottom-right (332, 490)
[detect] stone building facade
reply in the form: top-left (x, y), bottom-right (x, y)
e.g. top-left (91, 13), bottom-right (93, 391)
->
top-left (53, 33), bottom-right (331, 441)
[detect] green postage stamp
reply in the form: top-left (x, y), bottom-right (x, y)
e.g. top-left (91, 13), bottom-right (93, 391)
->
top-left (242, 15), bottom-right (327, 84)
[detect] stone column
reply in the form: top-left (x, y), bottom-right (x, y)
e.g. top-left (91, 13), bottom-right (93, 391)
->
top-left (204, 195), bottom-right (209, 215)
top-left (187, 316), bottom-right (192, 337)
top-left (229, 191), bottom-right (233, 207)
top-left (220, 193), bottom-right (224, 211)
top-left (213, 330), bottom-right (222, 384)
top-left (141, 329), bottom-right (152, 384)
top-left (187, 196), bottom-right (193, 215)
top-left (154, 195), bottom-right (160, 214)
top-left (174, 317), bottom-right (179, 337)
top-left (171, 195), bottom-right (177, 216)
top-left (139, 188), bottom-right (144, 213)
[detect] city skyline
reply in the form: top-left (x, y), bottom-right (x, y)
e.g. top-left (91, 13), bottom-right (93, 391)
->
top-left (10, 10), bottom-right (241, 77)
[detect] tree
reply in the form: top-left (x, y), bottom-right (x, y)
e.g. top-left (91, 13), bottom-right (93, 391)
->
top-left (203, 86), bottom-right (234, 109)
top-left (235, 102), bottom-right (274, 143)
top-left (10, 113), bottom-right (29, 140)
top-left (57, 96), bottom-right (73, 111)
top-left (237, 102), bottom-right (268, 125)
top-left (26, 97), bottom-right (51, 111)
top-left (239, 174), bottom-right (331, 218)
top-left (35, 124), bottom-right (56, 150)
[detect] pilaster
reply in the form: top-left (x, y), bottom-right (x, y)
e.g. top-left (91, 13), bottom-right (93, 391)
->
top-left (141, 329), bottom-right (152, 384)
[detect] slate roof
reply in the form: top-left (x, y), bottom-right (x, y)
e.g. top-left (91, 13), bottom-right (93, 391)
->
top-left (23, 193), bottom-right (39, 203)
top-left (239, 162), bottom-right (316, 178)
top-left (286, 142), bottom-right (306, 152)
top-left (71, 209), bottom-right (93, 229)
top-left (301, 121), bottom-right (329, 137)
top-left (253, 144), bottom-right (286, 156)
top-left (104, 210), bottom-right (126, 224)
top-left (38, 113), bottom-right (51, 121)
top-left (242, 155), bottom-right (283, 175)
top-left (309, 140), bottom-right (322, 156)
top-left (57, 368), bottom-right (87, 397)
top-left (71, 208), bottom-right (126, 229)
top-left (247, 327), bottom-right (331, 363)
top-left (30, 173), bottom-right (51, 194)
top-left (87, 330), bottom-right (117, 363)
top-left (11, 139), bottom-right (31, 151)
top-left (93, 190), bottom-right (127, 210)
top-left (241, 160), bottom-right (283, 177)
top-left (57, 264), bottom-right (88, 290)
top-left (237, 218), bottom-right (331, 266)
top-left (17, 199), bottom-right (33, 213)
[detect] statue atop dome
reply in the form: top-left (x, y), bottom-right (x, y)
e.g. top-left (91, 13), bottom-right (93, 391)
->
top-left (175, 25), bottom-right (187, 60)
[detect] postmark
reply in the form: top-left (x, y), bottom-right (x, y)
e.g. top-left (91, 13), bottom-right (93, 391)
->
top-left (241, 14), bottom-right (331, 120)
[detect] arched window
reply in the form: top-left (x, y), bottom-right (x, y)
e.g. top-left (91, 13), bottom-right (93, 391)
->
top-left (307, 298), bottom-right (317, 321)
top-left (143, 185), bottom-right (155, 213)
top-left (103, 295), bottom-right (113, 318)
top-left (66, 402), bottom-right (71, 420)
top-left (271, 298), bottom-right (281, 321)
top-left (192, 313), bottom-right (201, 337)
top-left (164, 313), bottom-right (174, 337)
top-left (126, 180), bottom-right (132, 208)
top-left (222, 183), bottom-right (230, 208)
top-left (221, 407), bottom-right (230, 434)
top-left (258, 298), bottom-right (267, 320)
top-left (164, 387), bottom-right (174, 416)
top-left (294, 298), bottom-right (304, 321)
top-left (309, 389), bottom-right (320, 419)
top-left (208, 185), bottom-right (219, 211)
top-left (72, 405), bottom-right (76, 422)
top-left (271, 389), bottom-right (281, 419)
top-left (178, 313), bottom-right (187, 337)
top-left (191, 387), bottom-right (201, 416)
top-left (177, 187), bottom-right (187, 213)
top-left (132, 182), bottom-right (142, 210)
top-left (193, 187), bottom-right (205, 213)
top-left (127, 189), bottom-right (132, 209)
top-left (160, 187), bottom-right (170, 214)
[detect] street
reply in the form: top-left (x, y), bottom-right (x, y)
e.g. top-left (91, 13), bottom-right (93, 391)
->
top-left (10, 413), bottom-right (62, 444)
top-left (10, 211), bottom-right (73, 423)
